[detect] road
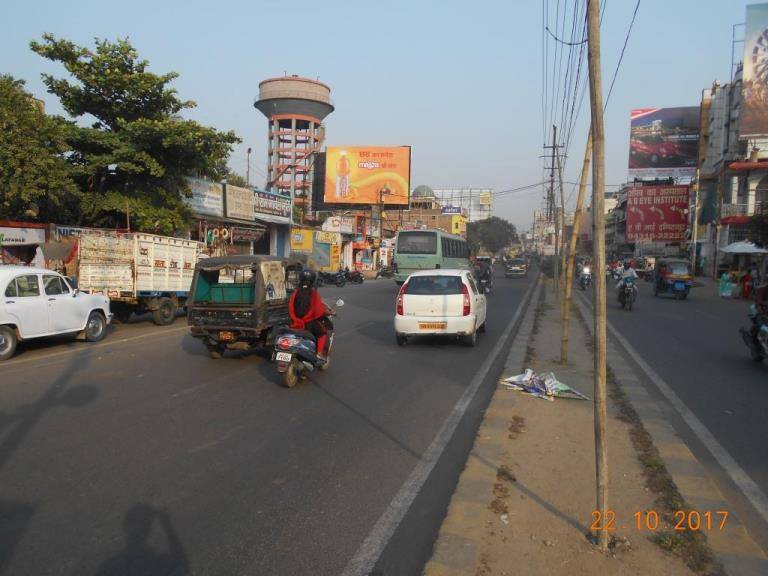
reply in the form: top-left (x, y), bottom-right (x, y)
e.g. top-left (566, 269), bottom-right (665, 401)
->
top-left (596, 278), bottom-right (768, 547)
top-left (0, 273), bottom-right (533, 576)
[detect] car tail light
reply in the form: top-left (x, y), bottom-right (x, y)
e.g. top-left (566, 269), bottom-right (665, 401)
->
top-left (461, 283), bottom-right (471, 316)
top-left (396, 282), bottom-right (408, 315)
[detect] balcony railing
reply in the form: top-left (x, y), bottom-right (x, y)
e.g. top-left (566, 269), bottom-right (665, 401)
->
top-left (721, 202), bottom-right (768, 217)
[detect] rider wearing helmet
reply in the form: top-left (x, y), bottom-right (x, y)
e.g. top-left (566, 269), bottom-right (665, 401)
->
top-left (289, 270), bottom-right (331, 358)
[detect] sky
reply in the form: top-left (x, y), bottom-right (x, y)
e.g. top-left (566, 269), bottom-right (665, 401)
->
top-left (0, 0), bottom-right (753, 231)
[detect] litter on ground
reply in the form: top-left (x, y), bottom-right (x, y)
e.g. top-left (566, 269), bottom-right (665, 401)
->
top-left (500, 369), bottom-right (590, 401)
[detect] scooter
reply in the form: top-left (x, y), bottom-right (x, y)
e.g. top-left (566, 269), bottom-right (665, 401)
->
top-left (579, 267), bottom-right (592, 290)
top-left (274, 299), bottom-right (344, 387)
top-left (740, 304), bottom-right (768, 362)
top-left (617, 277), bottom-right (637, 311)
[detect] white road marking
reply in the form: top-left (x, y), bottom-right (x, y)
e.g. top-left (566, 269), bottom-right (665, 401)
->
top-left (575, 291), bottom-right (768, 526)
top-left (1, 325), bottom-right (188, 373)
top-left (340, 277), bottom-right (539, 576)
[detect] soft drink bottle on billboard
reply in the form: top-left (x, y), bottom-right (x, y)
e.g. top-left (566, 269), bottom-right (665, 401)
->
top-left (336, 151), bottom-right (350, 198)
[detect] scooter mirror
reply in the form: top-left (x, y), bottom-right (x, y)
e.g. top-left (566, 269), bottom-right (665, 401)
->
top-left (336, 299), bottom-right (345, 307)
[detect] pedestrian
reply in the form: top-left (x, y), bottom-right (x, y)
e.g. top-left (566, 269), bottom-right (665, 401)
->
top-left (719, 271), bottom-right (733, 298)
top-left (741, 271), bottom-right (753, 300)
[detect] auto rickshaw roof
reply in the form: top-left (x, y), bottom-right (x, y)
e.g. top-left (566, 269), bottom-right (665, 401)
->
top-left (194, 254), bottom-right (307, 271)
top-left (657, 258), bottom-right (690, 266)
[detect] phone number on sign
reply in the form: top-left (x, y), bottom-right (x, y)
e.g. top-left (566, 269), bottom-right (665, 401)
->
top-left (591, 509), bottom-right (729, 532)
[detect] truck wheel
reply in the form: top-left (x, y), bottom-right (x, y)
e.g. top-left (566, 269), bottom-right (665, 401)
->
top-left (153, 298), bottom-right (176, 326)
top-left (85, 312), bottom-right (107, 342)
top-left (0, 326), bottom-right (18, 361)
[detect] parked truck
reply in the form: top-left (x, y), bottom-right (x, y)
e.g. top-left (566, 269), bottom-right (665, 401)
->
top-left (55, 228), bottom-right (203, 325)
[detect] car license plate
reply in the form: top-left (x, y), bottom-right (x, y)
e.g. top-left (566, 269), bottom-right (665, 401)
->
top-left (275, 352), bottom-right (293, 362)
top-left (219, 331), bottom-right (235, 341)
top-left (419, 322), bottom-right (447, 330)
top-left (674, 281), bottom-right (685, 291)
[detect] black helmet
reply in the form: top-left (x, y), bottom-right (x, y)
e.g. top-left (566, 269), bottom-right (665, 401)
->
top-left (299, 269), bottom-right (317, 288)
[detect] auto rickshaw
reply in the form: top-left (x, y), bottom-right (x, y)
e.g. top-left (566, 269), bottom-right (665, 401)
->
top-left (653, 258), bottom-right (693, 300)
top-left (186, 255), bottom-right (306, 358)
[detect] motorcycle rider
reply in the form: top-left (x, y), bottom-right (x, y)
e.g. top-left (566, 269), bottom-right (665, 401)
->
top-left (616, 262), bottom-right (638, 299)
top-left (288, 270), bottom-right (332, 360)
top-left (473, 257), bottom-right (493, 291)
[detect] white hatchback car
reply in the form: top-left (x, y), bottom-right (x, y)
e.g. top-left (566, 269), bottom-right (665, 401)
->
top-left (0, 267), bottom-right (112, 361)
top-left (394, 269), bottom-right (487, 346)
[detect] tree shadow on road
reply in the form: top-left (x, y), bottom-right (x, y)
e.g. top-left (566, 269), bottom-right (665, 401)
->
top-left (94, 503), bottom-right (190, 576)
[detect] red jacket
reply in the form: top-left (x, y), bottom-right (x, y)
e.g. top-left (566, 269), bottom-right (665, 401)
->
top-left (288, 289), bottom-right (326, 329)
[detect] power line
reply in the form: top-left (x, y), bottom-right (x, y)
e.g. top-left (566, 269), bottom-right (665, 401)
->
top-left (605, 0), bottom-right (640, 108)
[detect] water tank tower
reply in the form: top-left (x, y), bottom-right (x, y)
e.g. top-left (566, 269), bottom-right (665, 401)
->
top-left (254, 75), bottom-right (334, 213)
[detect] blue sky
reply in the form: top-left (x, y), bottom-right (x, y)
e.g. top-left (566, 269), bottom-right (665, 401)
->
top-left (0, 0), bottom-right (752, 230)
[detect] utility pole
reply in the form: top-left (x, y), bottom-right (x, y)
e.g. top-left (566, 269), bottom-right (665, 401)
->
top-left (555, 138), bottom-right (568, 323)
top-left (546, 125), bottom-right (560, 292)
top-left (690, 168), bottom-right (700, 275)
top-left (561, 131), bottom-right (592, 365)
top-left (587, 0), bottom-right (609, 552)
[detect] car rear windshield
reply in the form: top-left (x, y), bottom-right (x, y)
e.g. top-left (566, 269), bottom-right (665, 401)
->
top-left (397, 232), bottom-right (437, 254)
top-left (407, 275), bottom-right (463, 295)
top-left (509, 259), bottom-right (525, 266)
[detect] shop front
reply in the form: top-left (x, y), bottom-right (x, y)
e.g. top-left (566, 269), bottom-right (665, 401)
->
top-left (322, 215), bottom-right (357, 269)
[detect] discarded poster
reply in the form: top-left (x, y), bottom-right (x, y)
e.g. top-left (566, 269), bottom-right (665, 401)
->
top-left (500, 369), bottom-right (589, 401)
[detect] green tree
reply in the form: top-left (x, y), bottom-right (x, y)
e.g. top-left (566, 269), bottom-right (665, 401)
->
top-left (30, 34), bottom-right (240, 234)
top-left (0, 74), bottom-right (79, 222)
top-left (466, 216), bottom-right (517, 255)
top-left (225, 171), bottom-right (248, 188)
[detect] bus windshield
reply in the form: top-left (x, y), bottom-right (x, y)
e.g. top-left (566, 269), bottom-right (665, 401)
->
top-left (397, 231), bottom-right (437, 254)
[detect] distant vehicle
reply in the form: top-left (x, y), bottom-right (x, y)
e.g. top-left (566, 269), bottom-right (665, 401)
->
top-left (0, 266), bottom-right (112, 361)
top-left (505, 258), bottom-right (528, 278)
top-left (52, 229), bottom-right (203, 325)
top-left (394, 269), bottom-right (487, 347)
top-left (393, 229), bottom-right (471, 284)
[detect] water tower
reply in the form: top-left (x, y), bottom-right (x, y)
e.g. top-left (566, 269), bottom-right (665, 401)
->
top-left (254, 75), bottom-right (334, 214)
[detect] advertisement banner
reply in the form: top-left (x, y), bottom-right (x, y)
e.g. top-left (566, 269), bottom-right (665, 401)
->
top-left (254, 190), bottom-right (291, 224)
top-left (324, 146), bottom-right (411, 205)
top-left (290, 228), bottom-right (314, 253)
top-left (741, 4), bottom-right (768, 137)
top-left (225, 184), bottom-right (255, 221)
top-left (330, 244), bottom-right (341, 270)
top-left (628, 108), bottom-right (699, 179)
top-left (441, 206), bottom-right (462, 215)
top-left (184, 177), bottom-right (224, 217)
top-left (315, 231), bottom-right (339, 245)
top-left (478, 191), bottom-right (492, 206)
top-left (0, 226), bottom-right (46, 246)
top-left (626, 185), bottom-right (690, 243)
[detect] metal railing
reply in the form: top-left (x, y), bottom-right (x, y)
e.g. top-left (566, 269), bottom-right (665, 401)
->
top-left (255, 90), bottom-right (333, 106)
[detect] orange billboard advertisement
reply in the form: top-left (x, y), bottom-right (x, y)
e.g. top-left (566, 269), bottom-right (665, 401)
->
top-left (324, 146), bottom-right (411, 205)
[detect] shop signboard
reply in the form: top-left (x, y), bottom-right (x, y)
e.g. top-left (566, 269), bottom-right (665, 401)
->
top-left (254, 189), bottom-right (291, 224)
top-left (226, 184), bottom-right (255, 221)
top-left (626, 185), bottom-right (690, 242)
top-left (184, 177), bottom-right (224, 217)
top-left (231, 227), bottom-right (264, 242)
top-left (315, 231), bottom-right (339, 244)
top-left (324, 146), bottom-right (411, 205)
top-left (441, 206), bottom-right (462, 215)
top-left (0, 226), bottom-right (46, 246)
top-left (290, 228), bottom-right (314, 253)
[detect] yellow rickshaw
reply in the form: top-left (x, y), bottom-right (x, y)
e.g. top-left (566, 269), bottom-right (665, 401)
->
top-left (653, 258), bottom-right (693, 300)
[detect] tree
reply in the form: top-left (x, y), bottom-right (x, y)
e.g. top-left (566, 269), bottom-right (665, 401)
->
top-left (225, 171), bottom-right (248, 188)
top-left (466, 216), bottom-right (518, 255)
top-left (30, 34), bottom-right (240, 234)
top-left (0, 74), bottom-right (80, 222)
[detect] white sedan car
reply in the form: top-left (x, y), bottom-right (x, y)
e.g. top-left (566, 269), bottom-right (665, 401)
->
top-left (0, 267), bottom-right (112, 361)
top-left (394, 269), bottom-right (487, 347)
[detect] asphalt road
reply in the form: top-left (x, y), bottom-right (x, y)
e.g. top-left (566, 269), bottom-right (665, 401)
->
top-left (0, 272), bottom-right (533, 576)
top-left (596, 277), bottom-right (768, 546)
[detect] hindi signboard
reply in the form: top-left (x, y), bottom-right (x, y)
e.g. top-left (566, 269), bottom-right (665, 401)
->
top-left (626, 185), bottom-right (690, 243)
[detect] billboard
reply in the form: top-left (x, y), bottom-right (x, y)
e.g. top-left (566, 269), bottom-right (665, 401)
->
top-left (628, 108), bottom-right (699, 179)
top-left (741, 3), bottom-right (768, 137)
top-left (625, 185), bottom-right (690, 243)
top-left (324, 146), bottom-right (410, 205)
top-left (225, 184), bottom-right (255, 221)
top-left (184, 177), bottom-right (223, 217)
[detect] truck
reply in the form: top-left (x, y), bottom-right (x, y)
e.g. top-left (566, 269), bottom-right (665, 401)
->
top-left (54, 228), bottom-right (203, 325)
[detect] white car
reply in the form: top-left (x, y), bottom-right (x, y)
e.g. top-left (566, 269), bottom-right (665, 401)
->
top-left (394, 269), bottom-right (487, 347)
top-left (0, 267), bottom-right (112, 361)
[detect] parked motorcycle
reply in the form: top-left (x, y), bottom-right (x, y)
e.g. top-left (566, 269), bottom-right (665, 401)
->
top-left (579, 266), bottom-right (592, 291)
top-left (344, 269), bottom-right (364, 284)
top-left (274, 299), bottom-right (344, 387)
top-left (375, 265), bottom-right (396, 279)
top-left (740, 304), bottom-right (768, 362)
top-left (319, 271), bottom-right (346, 287)
top-left (617, 277), bottom-right (637, 311)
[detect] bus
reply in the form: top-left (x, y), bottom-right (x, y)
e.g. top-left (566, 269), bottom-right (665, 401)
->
top-left (393, 229), bottom-right (471, 284)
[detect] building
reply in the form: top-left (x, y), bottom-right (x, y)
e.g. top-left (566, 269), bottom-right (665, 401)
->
top-left (531, 209), bottom-right (573, 256)
top-left (432, 188), bottom-right (493, 222)
top-left (698, 66), bottom-right (768, 276)
top-left (254, 75), bottom-right (334, 215)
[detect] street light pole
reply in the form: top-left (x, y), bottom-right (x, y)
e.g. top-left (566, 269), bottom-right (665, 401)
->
top-left (246, 147), bottom-right (252, 187)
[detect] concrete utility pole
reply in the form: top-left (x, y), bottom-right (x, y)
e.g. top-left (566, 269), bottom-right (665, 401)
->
top-left (587, 0), bottom-right (609, 552)
top-left (548, 125), bottom-right (560, 292)
top-left (561, 131), bottom-right (592, 365)
top-left (690, 168), bottom-right (700, 275)
top-left (555, 139), bottom-right (568, 321)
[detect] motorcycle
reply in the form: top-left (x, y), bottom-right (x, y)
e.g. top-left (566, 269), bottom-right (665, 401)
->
top-left (478, 276), bottom-right (492, 295)
top-left (344, 269), bottom-right (364, 284)
top-left (319, 270), bottom-right (346, 287)
top-left (274, 299), bottom-right (344, 387)
top-left (375, 265), bottom-right (396, 279)
top-left (617, 277), bottom-right (637, 311)
top-left (579, 266), bottom-right (592, 291)
top-left (740, 304), bottom-right (768, 362)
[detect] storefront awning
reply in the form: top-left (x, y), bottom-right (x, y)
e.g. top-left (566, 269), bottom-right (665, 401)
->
top-left (727, 161), bottom-right (768, 171)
